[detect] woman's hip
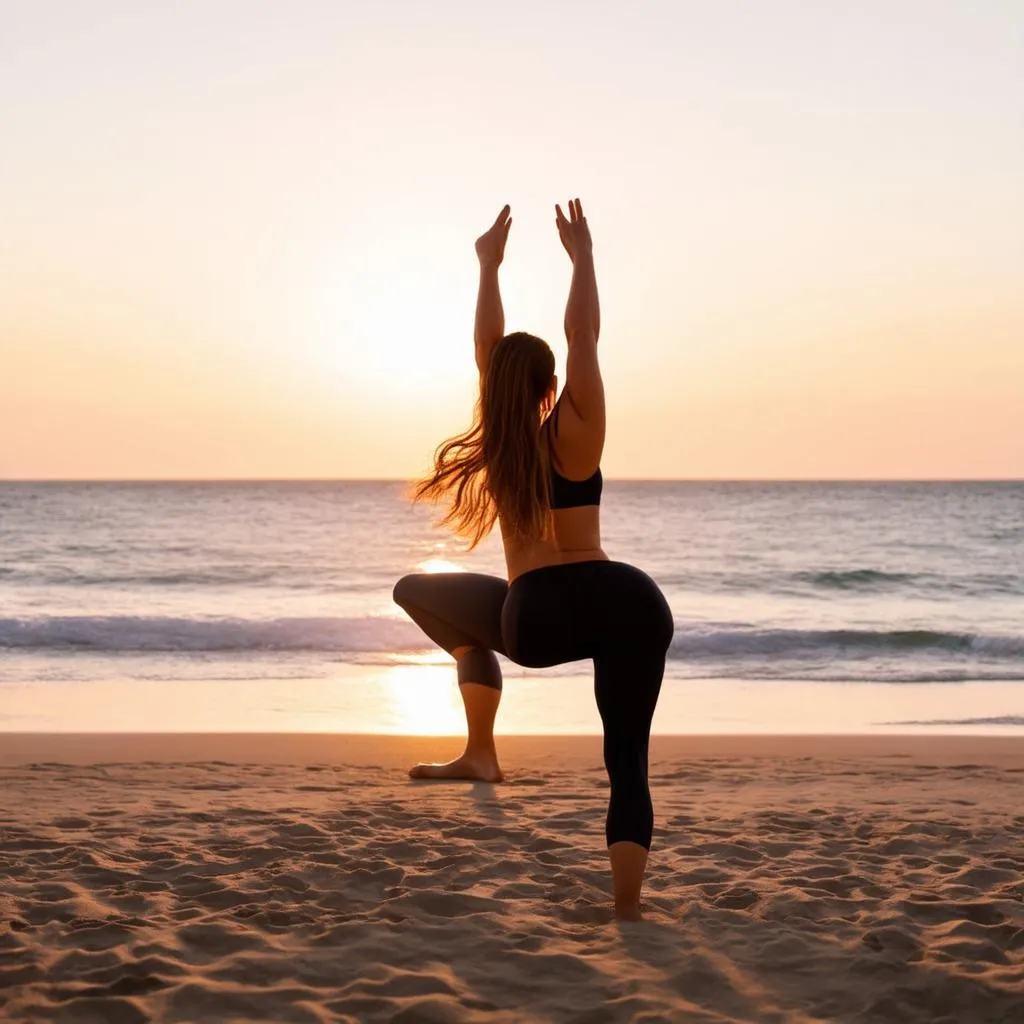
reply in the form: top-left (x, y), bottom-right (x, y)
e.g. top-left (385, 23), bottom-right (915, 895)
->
top-left (508, 559), bottom-right (668, 604)
top-left (502, 559), bottom-right (674, 663)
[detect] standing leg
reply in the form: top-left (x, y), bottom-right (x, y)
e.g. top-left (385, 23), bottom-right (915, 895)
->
top-left (593, 646), bottom-right (666, 920)
top-left (392, 573), bottom-right (508, 781)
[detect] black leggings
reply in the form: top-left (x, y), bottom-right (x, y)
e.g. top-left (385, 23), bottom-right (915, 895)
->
top-left (392, 560), bottom-right (675, 850)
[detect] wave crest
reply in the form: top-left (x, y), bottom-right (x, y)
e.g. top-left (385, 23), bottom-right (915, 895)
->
top-left (2, 616), bottom-right (1022, 661)
top-left (0, 615), bottom-right (427, 654)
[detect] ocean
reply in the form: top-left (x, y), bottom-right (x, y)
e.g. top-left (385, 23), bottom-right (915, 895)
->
top-left (1, 481), bottom-right (1022, 734)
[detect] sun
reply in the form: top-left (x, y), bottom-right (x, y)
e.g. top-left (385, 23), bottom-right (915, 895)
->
top-left (319, 257), bottom-right (473, 397)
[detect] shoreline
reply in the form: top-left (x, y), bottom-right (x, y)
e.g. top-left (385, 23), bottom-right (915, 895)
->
top-left (2, 731), bottom-right (1022, 767)
top-left (2, 668), bottom-right (1023, 736)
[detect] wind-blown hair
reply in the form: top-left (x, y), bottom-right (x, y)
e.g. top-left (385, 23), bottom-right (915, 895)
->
top-left (408, 332), bottom-right (555, 550)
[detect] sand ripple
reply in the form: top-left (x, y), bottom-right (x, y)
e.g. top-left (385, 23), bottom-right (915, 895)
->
top-left (1, 746), bottom-right (1023, 1022)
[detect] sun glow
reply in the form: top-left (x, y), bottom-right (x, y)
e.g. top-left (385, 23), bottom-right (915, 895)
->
top-left (416, 557), bottom-right (463, 574)
top-left (317, 246), bottom-right (472, 398)
top-left (378, 664), bottom-right (465, 735)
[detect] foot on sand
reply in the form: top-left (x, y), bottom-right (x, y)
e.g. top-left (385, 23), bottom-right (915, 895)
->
top-left (409, 750), bottom-right (504, 782)
top-left (614, 900), bottom-right (643, 922)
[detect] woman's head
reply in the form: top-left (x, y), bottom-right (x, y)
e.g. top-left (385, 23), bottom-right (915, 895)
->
top-left (408, 332), bottom-right (556, 549)
top-left (483, 331), bottom-right (556, 418)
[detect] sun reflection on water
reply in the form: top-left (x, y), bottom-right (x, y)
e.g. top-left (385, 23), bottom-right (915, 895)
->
top-left (416, 557), bottom-right (463, 574)
top-left (389, 649), bottom-right (450, 666)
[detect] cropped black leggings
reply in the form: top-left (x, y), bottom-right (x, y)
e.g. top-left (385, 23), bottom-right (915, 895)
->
top-left (392, 560), bottom-right (675, 850)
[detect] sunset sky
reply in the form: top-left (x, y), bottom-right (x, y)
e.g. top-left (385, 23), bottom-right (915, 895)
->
top-left (2, 1), bottom-right (1021, 480)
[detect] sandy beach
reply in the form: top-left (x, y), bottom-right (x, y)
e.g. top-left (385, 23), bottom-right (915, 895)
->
top-left (1, 734), bottom-right (1022, 1023)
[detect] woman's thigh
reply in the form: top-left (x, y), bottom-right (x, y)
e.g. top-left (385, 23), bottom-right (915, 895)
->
top-left (393, 572), bottom-right (508, 656)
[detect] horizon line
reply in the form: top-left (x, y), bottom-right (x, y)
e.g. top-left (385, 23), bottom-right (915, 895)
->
top-left (1, 477), bottom-right (1022, 485)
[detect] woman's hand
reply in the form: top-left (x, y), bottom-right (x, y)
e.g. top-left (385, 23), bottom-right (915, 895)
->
top-left (475, 204), bottom-right (512, 268)
top-left (555, 198), bottom-right (593, 263)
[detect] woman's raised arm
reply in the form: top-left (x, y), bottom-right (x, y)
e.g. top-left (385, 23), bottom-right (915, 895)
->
top-left (557, 199), bottom-right (600, 343)
top-left (474, 204), bottom-right (511, 373)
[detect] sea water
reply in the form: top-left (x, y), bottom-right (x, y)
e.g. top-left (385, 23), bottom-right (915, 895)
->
top-left (1, 482), bottom-right (1021, 734)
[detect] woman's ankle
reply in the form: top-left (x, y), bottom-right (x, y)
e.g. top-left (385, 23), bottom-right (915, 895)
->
top-left (614, 898), bottom-right (643, 921)
top-left (463, 741), bottom-right (499, 760)
top-left (608, 840), bottom-right (648, 913)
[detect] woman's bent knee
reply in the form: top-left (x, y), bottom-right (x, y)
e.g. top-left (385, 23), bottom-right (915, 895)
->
top-left (392, 573), bottom-right (423, 610)
top-left (456, 647), bottom-right (502, 691)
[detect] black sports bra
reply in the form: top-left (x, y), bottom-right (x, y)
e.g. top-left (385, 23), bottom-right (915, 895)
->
top-left (544, 392), bottom-right (603, 509)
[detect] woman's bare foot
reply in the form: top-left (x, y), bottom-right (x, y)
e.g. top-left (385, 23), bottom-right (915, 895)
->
top-left (614, 899), bottom-right (643, 922)
top-left (408, 748), bottom-right (503, 782)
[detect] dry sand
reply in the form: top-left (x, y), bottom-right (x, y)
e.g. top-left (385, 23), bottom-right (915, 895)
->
top-left (1, 733), bottom-right (1022, 1023)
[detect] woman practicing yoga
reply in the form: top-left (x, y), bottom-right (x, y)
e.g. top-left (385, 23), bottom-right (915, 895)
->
top-left (392, 199), bottom-right (674, 920)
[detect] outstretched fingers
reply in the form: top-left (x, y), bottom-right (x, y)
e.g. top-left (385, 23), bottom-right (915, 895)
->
top-left (556, 199), bottom-right (587, 222)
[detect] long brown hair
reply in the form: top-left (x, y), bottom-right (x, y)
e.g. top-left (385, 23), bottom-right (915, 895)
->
top-left (407, 332), bottom-right (555, 550)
